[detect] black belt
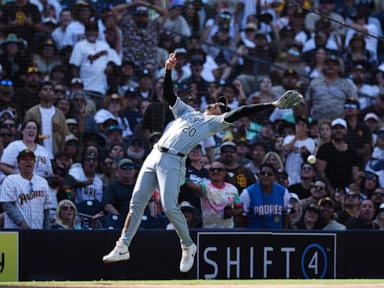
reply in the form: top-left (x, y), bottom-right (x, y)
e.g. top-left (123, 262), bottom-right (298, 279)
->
top-left (158, 146), bottom-right (185, 157)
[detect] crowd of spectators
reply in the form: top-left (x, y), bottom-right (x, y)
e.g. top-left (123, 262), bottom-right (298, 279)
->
top-left (0, 0), bottom-right (384, 231)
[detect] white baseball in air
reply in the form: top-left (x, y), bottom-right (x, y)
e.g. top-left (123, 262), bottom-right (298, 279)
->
top-left (307, 155), bottom-right (316, 165)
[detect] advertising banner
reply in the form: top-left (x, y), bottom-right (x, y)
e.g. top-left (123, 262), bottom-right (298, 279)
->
top-left (0, 232), bottom-right (19, 282)
top-left (197, 232), bottom-right (336, 279)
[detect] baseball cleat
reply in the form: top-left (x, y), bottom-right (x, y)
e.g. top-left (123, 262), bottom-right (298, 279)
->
top-left (103, 241), bottom-right (130, 263)
top-left (179, 243), bottom-right (196, 273)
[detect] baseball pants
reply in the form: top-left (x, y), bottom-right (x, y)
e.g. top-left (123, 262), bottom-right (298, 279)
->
top-left (120, 148), bottom-right (193, 247)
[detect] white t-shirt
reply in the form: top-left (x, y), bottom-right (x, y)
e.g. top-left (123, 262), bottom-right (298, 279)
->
top-left (283, 135), bottom-right (316, 185)
top-left (51, 27), bottom-right (67, 50)
top-left (62, 21), bottom-right (85, 47)
top-left (200, 180), bottom-right (240, 229)
top-left (1, 140), bottom-right (53, 177)
top-left (69, 39), bottom-right (121, 94)
top-left (39, 106), bottom-right (56, 159)
top-left (68, 165), bottom-right (103, 203)
top-left (0, 174), bottom-right (52, 229)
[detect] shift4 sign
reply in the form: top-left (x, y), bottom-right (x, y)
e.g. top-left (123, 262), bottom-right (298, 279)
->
top-left (0, 232), bottom-right (18, 281)
top-left (197, 232), bottom-right (336, 279)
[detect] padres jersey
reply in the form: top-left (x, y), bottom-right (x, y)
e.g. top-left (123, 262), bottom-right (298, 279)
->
top-left (200, 180), bottom-right (240, 229)
top-left (240, 182), bottom-right (290, 229)
top-left (0, 174), bottom-right (52, 229)
top-left (1, 140), bottom-right (53, 177)
top-left (157, 98), bottom-right (232, 154)
top-left (68, 165), bottom-right (103, 203)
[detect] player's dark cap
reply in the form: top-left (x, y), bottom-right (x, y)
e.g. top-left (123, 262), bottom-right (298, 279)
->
top-left (219, 11), bottom-right (232, 20)
top-left (318, 197), bottom-right (335, 207)
top-left (17, 149), bottom-right (36, 161)
top-left (118, 158), bottom-right (136, 169)
top-left (217, 96), bottom-right (231, 113)
top-left (135, 6), bottom-right (149, 15)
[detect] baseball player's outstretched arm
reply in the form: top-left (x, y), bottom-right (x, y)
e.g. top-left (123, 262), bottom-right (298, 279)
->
top-left (163, 69), bottom-right (177, 107)
top-left (224, 90), bottom-right (304, 123)
top-left (224, 102), bottom-right (276, 123)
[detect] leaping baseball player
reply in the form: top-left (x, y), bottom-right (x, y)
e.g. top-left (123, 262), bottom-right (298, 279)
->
top-left (103, 52), bottom-right (303, 272)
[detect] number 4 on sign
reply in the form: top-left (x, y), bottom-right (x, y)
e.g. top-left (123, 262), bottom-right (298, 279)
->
top-left (308, 251), bottom-right (318, 275)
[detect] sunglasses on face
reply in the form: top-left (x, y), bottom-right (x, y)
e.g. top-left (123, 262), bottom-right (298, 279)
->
top-left (260, 171), bottom-right (274, 177)
top-left (62, 205), bottom-right (75, 211)
top-left (209, 167), bottom-right (225, 173)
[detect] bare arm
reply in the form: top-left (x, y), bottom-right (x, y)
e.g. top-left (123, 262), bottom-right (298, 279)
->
top-left (316, 158), bottom-right (336, 198)
top-left (104, 204), bottom-right (120, 215)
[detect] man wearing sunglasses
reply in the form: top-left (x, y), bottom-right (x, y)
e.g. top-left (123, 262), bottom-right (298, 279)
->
top-left (0, 149), bottom-right (52, 229)
top-left (103, 53), bottom-right (303, 272)
top-left (239, 163), bottom-right (290, 229)
top-left (103, 158), bottom-right (137, 218)
top-left (185, 161), bottom-right (242, 229)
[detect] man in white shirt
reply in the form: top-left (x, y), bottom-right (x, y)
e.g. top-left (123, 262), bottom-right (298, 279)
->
top-left (70, 20), bottom-right (121, 106)
top-left (51, 9), bottom-right (72, 50)
top-left (25, 81), bottom-right (71, 159)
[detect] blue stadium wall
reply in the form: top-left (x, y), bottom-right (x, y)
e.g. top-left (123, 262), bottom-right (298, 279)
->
top-left (0, 230), bottom-right (383, 281)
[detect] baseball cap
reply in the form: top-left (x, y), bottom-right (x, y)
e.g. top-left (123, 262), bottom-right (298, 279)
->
top-left (27, 66), bottom-right (40, 74)
top-left (289, 193), bottom-right (300, 202)
top-left (65, 134), bottom-right (79, 143)
top-left (179, 201), bottom-right (195, 213)
top-left (140, 69), bottom-right (151, 78)
top-left (135, 6), bottom-right (149, 15)
top-left (174, 47), bottom-right (187, 54)
top-left (118, 158), bottom-right (135, 169)
top-left (66, 118), bottom-right (78, 126)
top-left (245, 22), bottom-right (257, 31)
top-left (318, 197), bottom-right (335, 207)
top-left (331, 118), bottom-right (347, 129)
top-left (364, 113), bottom-right (379, 122)
top-left (189, 55), bottom-right (205, 65)
top-left (71, 77), bottom-right (83, 85)
top-left (43, 17), bottom-right (57, 25)
top-left (220, 141), bottom-right (236, 150)
top-left (84, 151), bottom-right (97, 159)
top-left (109, 93), bottom-right (121, 100)
top-left (325, 54), bottom-right (341, 65)
top-left (378, 203), bottom-right (384, 212)
top-left (295, 115), bottom-right (308, 125)
top-left (17, 149), bottom-right (36, 161)
top-left (306, 203), bottom-right (320, 213)
top-left (283, 69), bottom-right (299, 78)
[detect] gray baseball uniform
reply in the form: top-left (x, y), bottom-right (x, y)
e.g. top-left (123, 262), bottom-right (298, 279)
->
top-left (120, 98), bottom-right (231, 247)
top-left (119, 69), bottom-right (277, 249)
